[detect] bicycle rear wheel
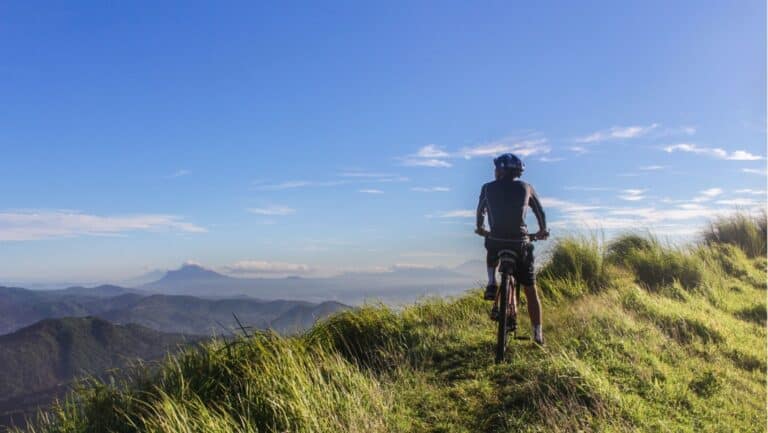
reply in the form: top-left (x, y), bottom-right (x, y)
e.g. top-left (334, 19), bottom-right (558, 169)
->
top-left (495, 273), bottom-right (509, 363)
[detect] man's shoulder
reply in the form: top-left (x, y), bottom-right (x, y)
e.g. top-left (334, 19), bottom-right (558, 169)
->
top-left (481, 180), bottom-right (497, 190)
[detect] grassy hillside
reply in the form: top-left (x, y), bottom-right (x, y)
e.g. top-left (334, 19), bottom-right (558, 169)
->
top-left (17, 215), bottom-right (767, 433)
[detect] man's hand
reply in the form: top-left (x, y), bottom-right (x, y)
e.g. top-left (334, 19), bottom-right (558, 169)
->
top-left (475, 227), bottom-right (489, 237)
top-left (534, 229), bottom-right (550, 240)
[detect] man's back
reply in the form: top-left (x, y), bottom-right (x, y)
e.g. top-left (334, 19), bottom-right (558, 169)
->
top-left (477, 177), bottom-right (546, 239)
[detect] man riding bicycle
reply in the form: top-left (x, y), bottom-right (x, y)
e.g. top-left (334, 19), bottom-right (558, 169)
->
top-left (475, 153), bottom-right (549, 345)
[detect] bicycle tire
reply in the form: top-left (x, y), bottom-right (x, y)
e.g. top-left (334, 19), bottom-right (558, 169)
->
top-left (495, 273), bottom-right (509, 363)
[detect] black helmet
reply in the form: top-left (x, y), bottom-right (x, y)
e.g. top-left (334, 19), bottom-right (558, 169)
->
top-left (493, 153), bottom-right (525, 174)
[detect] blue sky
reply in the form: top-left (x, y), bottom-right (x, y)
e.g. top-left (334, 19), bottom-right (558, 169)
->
top-left (1, 1), bottom-right (765, 283)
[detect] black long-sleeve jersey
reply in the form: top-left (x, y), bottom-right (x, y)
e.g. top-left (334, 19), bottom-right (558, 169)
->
top-left (476, 177), bottom-right (546, 239)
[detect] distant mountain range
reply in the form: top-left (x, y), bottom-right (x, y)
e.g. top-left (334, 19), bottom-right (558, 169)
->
top-left (98, 295), bottom-right (349, 335)
top-left (0, 261), bottom-right (483, 430)
top-left (0, 317), bottom-right (193, 430)
top-left (0, 285), bottom-right (350, 336)
top-left (139, 262), bottom-right (483, 304)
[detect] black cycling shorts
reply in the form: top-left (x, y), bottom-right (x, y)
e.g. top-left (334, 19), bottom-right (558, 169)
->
top-left (485, 238), bottom-right (536, 286)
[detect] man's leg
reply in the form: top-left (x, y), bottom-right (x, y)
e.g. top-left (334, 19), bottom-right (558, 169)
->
top-left (484, 258), bottom-right (498, 300)
top-left (521, 245), bottom-right (543, 344)
top-left (523, 284), bottom-right (543, 344)
top-left (487, 262), bottom-right (498, 286)
top-left (484, 239), bottom-right (499, 300)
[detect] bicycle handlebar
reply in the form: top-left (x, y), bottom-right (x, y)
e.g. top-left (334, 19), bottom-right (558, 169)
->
top-left (474, 228), bottom-right (549, 241)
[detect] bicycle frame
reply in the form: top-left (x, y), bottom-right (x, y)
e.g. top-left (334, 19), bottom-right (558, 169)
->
top-left (494, 251), bottom-right (519, 363)
top-left (475, 227), bottom-right (547, 363)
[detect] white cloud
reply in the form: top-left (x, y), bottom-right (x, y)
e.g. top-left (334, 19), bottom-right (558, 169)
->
top-left (402, 158), bottom-right (453, 168)
top-left (563, 186), bottom-right (614, 192)
top-left (428, 209), bottom-right (475, 218)
top-left (359, 189), bottom-right (384, 194)
top-left (568, 146), bottom-right (588, 154)
top-left (541, 197), bottom-right (602, 213)
top-left (391, 263), bottom-right (438, 270)
top-left (338, 171), bottom-right (408, 182)
top-left (254, 180), bottom-right (346, 190)
top-left (639, 165), bottom-right (665, 171)
top-left (247, 205), bottom-right (295, 216)
top-left (691, 188), bottom-right (723, 202)
top-left (223, 260), bottom-right (314, 276)
top-left (734, 189), bottom-right (766, 195)
top-left (458, 138), bottom-right (550, 159)
top-left (411, 187), bottom-right (451, 192)
top-left (0, 210), bottom-right (205, 241)
top-left (576, 123), bottom-right (658, 143)
top-left (742, 168), bottom-right (768, 176)
top-left (715, 198), bottom-right (761, 206)
top-left (664, 143), bottom-right (764, 161)
top-left (256, 173), bottom-right (408, 191)
top-left (618, 189), bottom-right (646, 201)
top-left (401, 136), bottom-right (550, 168)
top-left (415, 144), bottom-right (451, 158)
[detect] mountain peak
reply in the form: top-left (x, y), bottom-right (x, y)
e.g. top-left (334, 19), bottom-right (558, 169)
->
top-left (163, 264), bottom-right (228, 280)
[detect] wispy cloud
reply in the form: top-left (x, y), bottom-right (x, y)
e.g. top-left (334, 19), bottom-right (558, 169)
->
top-left (358, 189), bottom-right (384, 194)
top-left (427, 209), bottom-right (475, 218)
top-left (457, 138), bottom-right (550, 159)
top-left (639, 165), bottom-right (665, 171)
top-left (563, 186), bottom-right (614, 192)
top-left (691, 188), bottom-right (723, 203)
top-left (715, 198), bottom-right (761, 206)
top-left (414, 144), bottom-right (450, 158)
top-left (545, 188), bottom-right (764, 236)
top-left (402, 158), bottom-right (453, 168)
top-left (223, 260), bottom-right (314, 276)
top-left (568, 146), bottom-right (588, 154)
top-left (411, 186), bottom-right (451, 192)
top-left (540, 198), bottom-right (602, 213)
top-left (664, 144), bottom-right (764, 161)
top-left (0, 210), bottom-right (205, 241)
top-left (742, 168), bottom-right (768, 176)
top-left (618, 189), bottom-right (647, 201)
top-left (401, 136), bottom-right (550, 168)
top-left (338, 171), bottom-right (408, 182)
top-left (254, 180), bottom-right (346, 190)
top-left (734, 189), bottom-right (766, 195)
top-left (576, 123), bottom-right (658, 143)
top-left (247, 205), bottom-right (296, 216)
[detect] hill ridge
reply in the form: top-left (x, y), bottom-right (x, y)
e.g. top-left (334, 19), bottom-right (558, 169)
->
top-left (13, 215), bottom-right (768, 433)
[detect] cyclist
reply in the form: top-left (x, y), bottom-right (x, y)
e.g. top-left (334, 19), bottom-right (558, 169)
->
top-left (475, 153), bottom-right (549, 345)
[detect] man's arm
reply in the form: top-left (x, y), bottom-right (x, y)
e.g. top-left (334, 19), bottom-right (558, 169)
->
top-left (528, 185), bottom-right (547, 233)
top-left (476, 184), bottom-right (487, 230)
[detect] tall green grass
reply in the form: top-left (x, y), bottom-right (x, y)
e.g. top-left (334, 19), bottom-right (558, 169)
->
top-left (16, 214), bottom-right (768, 433)
top-left (607, 234), bottom-right (703, 292)
top-left (23, 334), bottom-right (404, 433)
top-left (537, 235), bottom-right (615, 299)
top-left (703, 212), bottom-right (767, 258)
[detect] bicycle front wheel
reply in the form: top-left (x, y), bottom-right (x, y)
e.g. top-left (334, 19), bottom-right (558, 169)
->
top-left (495, 273), bottom-right (509, 363)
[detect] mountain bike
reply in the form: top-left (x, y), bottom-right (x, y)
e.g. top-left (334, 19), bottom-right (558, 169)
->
top-left (476, 228), bottom-right (544, 363)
